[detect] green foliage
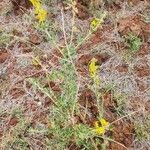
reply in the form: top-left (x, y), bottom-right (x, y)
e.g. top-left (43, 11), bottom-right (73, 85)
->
top-left (114, 92), bottom-right (127, 115)
top-left (125, 32), bottom-right (142, 53)
top-left (27, 78), bottom-right (54, 98)
top-left (74, 124), bottom-right (93, 147)
top-left (48, 125), bottom-right (74, 149)
top-left (27, 34), bottom-right (98, 149)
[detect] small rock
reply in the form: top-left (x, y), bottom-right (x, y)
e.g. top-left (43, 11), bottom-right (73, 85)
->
top-left (37, 101), bottom-right (42, 106)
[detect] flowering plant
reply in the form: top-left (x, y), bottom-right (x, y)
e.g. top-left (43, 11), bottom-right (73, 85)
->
top-left (94, 118), bottom-right (110, 135)
top-left (30, 0), bottom-right (47, 23)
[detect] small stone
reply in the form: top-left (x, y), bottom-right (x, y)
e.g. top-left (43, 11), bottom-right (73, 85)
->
top-left (37, 101), bottom-right (42, 106)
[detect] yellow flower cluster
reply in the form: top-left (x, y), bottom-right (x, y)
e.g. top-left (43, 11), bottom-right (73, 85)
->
top-left (30, 0), bottom-right (47, 23)
top-left (89, 58), bottom-right (98, 78)
top-left (89, 58), bottom-right (100, 85)
top-left (94, 118), bottom-right (109, 135)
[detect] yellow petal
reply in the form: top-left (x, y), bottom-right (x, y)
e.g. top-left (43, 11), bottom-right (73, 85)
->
top-left (100, 118), bottom-right (109, 127)
top-left (89, 58), bottom-right (98, 78)
top-left (91, 18), bottom-right (101, 30)
top-left (30, 0), bottom-right (36, 6)
top-left (37, 8), bottom-right (47, 22)
top-left (30, 0), bottom-right (40, 7)
top-left (35, 2), bottom-right (41, 14)
top-left (95, 127), bottom-right (105, 135)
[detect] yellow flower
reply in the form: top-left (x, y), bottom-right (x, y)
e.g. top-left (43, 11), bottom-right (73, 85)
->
top-left (91, 18), bottom-right (101, 30)
top-left (95, 126), bottom-right (105, 135)
top-left (89, 58), bottom-right (98, 78)
top-left (35, 1), bottom-right (41, 14)
top-left (36, 8), bottom-right (47, 23)
top-left (90, 12), bottom-right (107, 30)
top-left (30, 0), bottom-right (40, 7)
top-left (94, 118), bottom-right (109, 135)
top-left (100, 118), bottom-right (109, 127)
top-left (30, 0), bottom-right (36, 6)
top-left (30, 0), bottom-right (47, 23)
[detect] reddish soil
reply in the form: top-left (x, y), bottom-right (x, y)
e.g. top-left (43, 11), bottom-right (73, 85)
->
top-left (116, 63), bottom-right (128, 73)
top-left (78, 88), bottom-right (98, 126)
top-left (9, 87), bottom-right (25, 99)
top-left (29, 33), bottom-right (43, 45)
top-left (118, 15), bottom-right (150, 44)
top-left (11, 0), bottom-right (32, 15)
top-left (18, 42), bottom-right (33, 53)
top-left (49, 81), bottom-right (61, 94)
top-left (76, 3), bottom-right (90, 20)
top-left (109, 121), bottom-right (134, 150)
top-left (0, 51), bottom-right (10, 63)
top-left (135, 79), bottom-right (149, 92)
top-left (134, 65), bottom-right (150, 77)
top-left (138, 43), bottom-right (150, 56)
top-left (77, 25), bottom-right (113, 54)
